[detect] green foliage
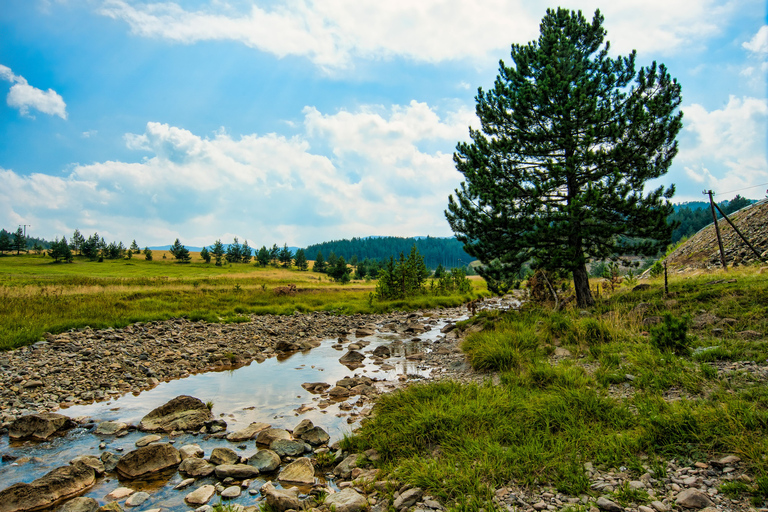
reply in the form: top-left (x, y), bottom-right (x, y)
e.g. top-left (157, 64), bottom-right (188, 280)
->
top-left (241, 240), bottom-right (252, 263)
top-left (649, 260), bottom-right (664, 278)
top-left (327, 255), bottom-right (351, 283)
top-left (200, 246), bottom-right (211, 263)
top-left (12, 227), bottom-right (26, 254)
top-left (313, 251), bottom-right (327, 273)
top-left (293, 248), bottom-right (308, 271)
top-left (210, 240), bottom-right (225, 266)
top-left (169, 238), bottom-right (191, 263)
top-left (256, 246), bottom-right (270, 267)
top-left (650, 313), bottom-right (690, 355)
top-left (226, 237), bottom-right (242, 263)
top-left (71, 229), bottom-right (85, 256)
top-left (0, 231), bottom-right (12, 254)
top-left (143, 247), bottom-right (153, 261)
top-left (279, 244), bottom-right (292, 268)
top-left (445, 8), bottom-right (682, 308)
top-left (375, 246), bottom-right (430, 300)
top-left (48, 237), bottom-right (73, 263)
top-left (434, 267), bottom-right (471, 295)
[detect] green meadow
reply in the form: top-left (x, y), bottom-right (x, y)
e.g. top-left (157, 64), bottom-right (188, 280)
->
top-left (0, 253), bottom-right (484, 350)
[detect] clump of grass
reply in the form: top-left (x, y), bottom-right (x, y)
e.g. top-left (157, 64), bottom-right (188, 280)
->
top-left (460, 321), bottom-right (539, 371)
top-left (650, 313), bottom-right (691, 355)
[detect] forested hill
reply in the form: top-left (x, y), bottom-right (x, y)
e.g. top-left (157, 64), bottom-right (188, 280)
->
top-left (303, 236), bottom-right (475, 269)
top-left (668, 195), bottom-right (756, 243)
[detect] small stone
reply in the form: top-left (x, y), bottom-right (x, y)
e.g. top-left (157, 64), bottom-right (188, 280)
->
top-left (175, 477), bottom-right (196, 489)
top-left (185, 484), bottom-right (216, 505)
top-left (179, 443), bottom-right (205, 460)
top-left (221, 485), bottom-right (242, 499)
top-left (650, 501), bottom-right (669, 512)
top-left (125, 491), bottom-right (150, 507)
top-left (135, 434), bottom-right (162, 447)
top-left (210, 447), bottom-right (239, 465)
top-left (277, 457), bottom-right (315, 485)
top-left (676, 489), bottom-right (714, 509)
top-left (106, 487), bottom-right (135, 500)
top-left (596, 496), bottom-right (624, 512)
top-left (393, 488), bottom-right (423, 510)
top-left (325, 487), bottom-right (369, 512)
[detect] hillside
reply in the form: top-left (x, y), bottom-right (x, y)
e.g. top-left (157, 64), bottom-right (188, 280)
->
top-left (665, 199), bottom-right (768, 271)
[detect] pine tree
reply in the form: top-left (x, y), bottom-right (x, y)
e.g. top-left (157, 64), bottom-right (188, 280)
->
top-left (143, 247), bottom-right (153, 261)
top-left (0, 231), bottom-right (11, 254)
top-left (313, 251), bottom-right (326, 273)
top-left (169, 238), bottom-right (191, 263)
top-left (446, 8), bottom-right (682, 306)
top-left (12, 227), bottom-right (25, 254)
top-left (129, 239), bottom-right (140, 254)
top-left (226, 237), bottom-right (242, 263)
top-left (256, 246), bottom-right (270, 267)
top-left (200, 246), bottom-right (211, 263)
top-left (269, 244), bottom-right (280, 266)
top-left (210, 240), bottom-right (225, 266)
top-left (294, 249), bottom-right (308, 271)
top-left (241, 240), bottom-right (253, 263)
top-left (71, 229), bottom-right (85, 256)
top-left (82, 233), bottom-right (100, 260)
top-left (279, 244), bottom-right (292, 268)
top-left (49, 237), bottom-right (73, 263)
top-left (328, 255), bottom-right (351, 283)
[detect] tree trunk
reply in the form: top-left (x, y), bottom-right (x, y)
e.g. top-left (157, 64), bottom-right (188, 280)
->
top-left (572, 263), bottom-right (594, 308)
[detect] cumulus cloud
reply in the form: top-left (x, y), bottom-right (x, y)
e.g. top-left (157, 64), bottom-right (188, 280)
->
top-left (675, 96), bottom-right (768, 197)
top-left (1, 102), bottom-right (476, 246)
top-left (98, 0), bottom-right (731, 70)
top-left (743, 25), bottom-right (768, 54)
top-left (0, 64), bottom-right (67, 119)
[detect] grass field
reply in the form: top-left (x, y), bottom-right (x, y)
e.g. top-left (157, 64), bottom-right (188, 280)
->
top-left (0, 254), bottom-right (486, 350)
top-left (343, 266), bottom-right (768, 510)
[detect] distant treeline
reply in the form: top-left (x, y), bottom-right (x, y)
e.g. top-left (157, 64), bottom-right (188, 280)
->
top-left (668, 195), bottom-right (755, 243)
top-left (303, 236), bottom-right (476, 270)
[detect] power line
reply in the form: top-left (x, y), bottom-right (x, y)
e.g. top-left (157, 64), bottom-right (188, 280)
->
top-left (714, 181), bottom-right (768, 197)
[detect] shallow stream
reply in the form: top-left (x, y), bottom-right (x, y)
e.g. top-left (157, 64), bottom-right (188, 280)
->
top-left (0, 313), bottom-right (459, 510)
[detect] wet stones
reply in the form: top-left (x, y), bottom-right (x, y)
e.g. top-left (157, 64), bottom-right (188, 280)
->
top-left (213, 463), bottom-right (260, 479)
top-left (247, 449), bottom-right (281, 472)
top-left (184, 484), bottom-right (216, 506)
top-left (261, 481), bottom-right (300, 512)
top-left (138, 395), bottom-right (214, 433)
top-left (209, 447), bottom-right (239, 465)
top-left (9, 412), bottom-right (76, 440)
top-left (115, 443), bottom-right (181, 478)
top-left (226, 421), bottom-right (270, 442)
top-left (94, 421), bottom-right (128, 436)
top-left (178, 457), bottom-right (216, 477)
top-left (339, 350), bottom-right (365, 367)
top-left (0, 461), bottom-right (95, 512)
top-left (278, 457), bottom-right (315, 485)
top-left (325, 488), bottom-right (369, 512)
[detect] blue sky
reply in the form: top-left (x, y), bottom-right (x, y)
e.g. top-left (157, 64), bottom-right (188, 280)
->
top-left (1, 0), bottom-right (766, 248)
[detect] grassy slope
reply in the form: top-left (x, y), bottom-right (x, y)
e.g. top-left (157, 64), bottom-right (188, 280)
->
top-left (0, 254), bottom-right (485, 349)
top-left (344, 267), bottom-right (768, 510)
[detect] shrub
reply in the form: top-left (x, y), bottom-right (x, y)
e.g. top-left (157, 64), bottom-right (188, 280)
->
top-left (650, 313), bottom-right (690, 355)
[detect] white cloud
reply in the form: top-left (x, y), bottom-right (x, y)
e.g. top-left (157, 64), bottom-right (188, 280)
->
top-left (676, 96), bottom-right (768, 196)
top-left (0, 64), bottom-right (67, 119)
top-left (97, 0), bottom-right (733, 70)
top-left (743, 25), bottom-right (768, 54)
top-left (1, 102), bottom-right (475, 246)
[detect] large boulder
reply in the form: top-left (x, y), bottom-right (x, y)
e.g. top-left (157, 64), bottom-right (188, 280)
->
top-left (226, 422), bottom-right (270, 442)
top-left (70, 455), bottom-right (105, 476)
top-left (247, 450), bottom-right (281, 472)
top-left (178, 444), bottom-right (204, 460)
top-left (178, 457), bottom-right (216, 477)
top-left (334, 454), bottom-right (359, 479)
top-left (261, 482), bottom-right (300, 512)
top-left (115, 443), bottom-right (181, 478)
top-left (9, 412), bottom-right (76, 441)
top-left (339, 350), bottom-right (365, 365)
top-left (278, 457), bottom-right (315, 485)
top-left (60, 497), bottom-right (100, 512)
top-left (256, 428), bottom-right (292, 445)
top-left (209, 447), bottom-right (239, 465)
top-left (301, 426), bottom-right (330, 446)
top-left (325, 488), bottom-right (368, 512)
top-left (138, 395), bottom-right (213, 433)
top-left (214, 464), bottom-right (260, 479)
top-left (0, 461), bottom-right (95, 512)
top-left (270, 439), bottom-right (306, 457)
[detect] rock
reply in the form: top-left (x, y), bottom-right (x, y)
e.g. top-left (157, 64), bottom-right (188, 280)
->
top-left (301, 382), bottom-right (331, 394)
top-left (278, 457), bottom-right (315, 485)
top-left (261, 481), bottom-right (300, 512)
top-left (60, 497), bottom-right (100, 512)
top-left (300, 426), bottom-right (330, 446)
top-left (97, 503), bottom-right (124, 512)
top-left (293, 419), bottom-right (314, 437)
top-left (270, 438), bottom-right (306, 457)
top-left (115, 443), bottom-right (181, 478)
top-left (328, 386), bottom-right (350, 398)
top-left (185, 485), bottom-right (216, 506)
top-left (256, 428), bottom-right (292, 445)
top-left (210, 447), bottom-right (239, 465)
top-left (179, 457), bottom-right (216, 477)
top-left (737, 330), bottom-right (762, 339)
top-left (339, 350), bottom-right (365, 365)
top-left (221, 485), bottom-right (242, 499)
top-left (125, 491), bottom-right (150, 507)
top-left (372, 345), bottom-right (391, 358)
top-left (649, 500), bottom-right (668, 512)
top-left (325, 488), bottom-right (368, 512)
top-left (393, 487), bottom-right (423, 510)
top-left (9, 412), bottom-right (76, 440)
top-left (95, 421), bottom-right (129, 436)
top-left (355, 328), bottom-right (375, 337)
top-left (676, 489), bottom-right (714, 509)
top-left (106, 487), bottom-right (135, 500)
top-left (175, 477), bottom-right (196, 489)
top-left (247, 450), bottom-right (281, 472)
top-left (179, 443), bottom-right (205, 460)
top-left (139, 395), bottom-right (214, 433)
top-left (334, 454), bottom-right (359, 479)
top-left (135, 434), bottom-right (162, 447)
top-left (214, 464), bottom-right (260, 479)
top-left (0, 462), bottom-right (95, 512)
top-left (596, 496), bottom-right (624, 512)
top-left (100, 451), bottom-right (121, 472)
top-left (70, 455), bottom-right (106, 476)
top-left (226, 422), bottom-right (270, 442)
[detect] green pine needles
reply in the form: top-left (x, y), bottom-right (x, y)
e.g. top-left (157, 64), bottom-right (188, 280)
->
top-left (446, 8), bottom-right (683, 307)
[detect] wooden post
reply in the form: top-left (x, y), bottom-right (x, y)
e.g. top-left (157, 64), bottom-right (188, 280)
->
top-left (705, 190), bottom-right (727, 271)
top-left (664, 260), bottom-right (668, 296)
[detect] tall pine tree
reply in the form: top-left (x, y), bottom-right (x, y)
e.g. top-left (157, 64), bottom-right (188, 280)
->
top-left (446, 8), bottom-right (682, 306)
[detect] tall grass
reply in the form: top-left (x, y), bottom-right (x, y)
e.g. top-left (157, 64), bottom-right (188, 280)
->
top-left (0, 255), bottom-right (485, 349)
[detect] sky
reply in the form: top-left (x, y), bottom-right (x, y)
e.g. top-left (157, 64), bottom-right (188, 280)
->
top-left (1, 0), bottom-right (766, 248)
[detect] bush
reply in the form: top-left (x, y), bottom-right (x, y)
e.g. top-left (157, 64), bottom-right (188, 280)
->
top-left (650, 313), bottom-right (690, 355)
top-left (649, 261), bottom-right (664, 278)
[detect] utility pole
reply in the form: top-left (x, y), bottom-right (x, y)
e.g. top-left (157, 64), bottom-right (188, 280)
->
top-left (20, 224), bottom-right (31, 238)
top-left (704, 190), bottom-right (727, 271)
